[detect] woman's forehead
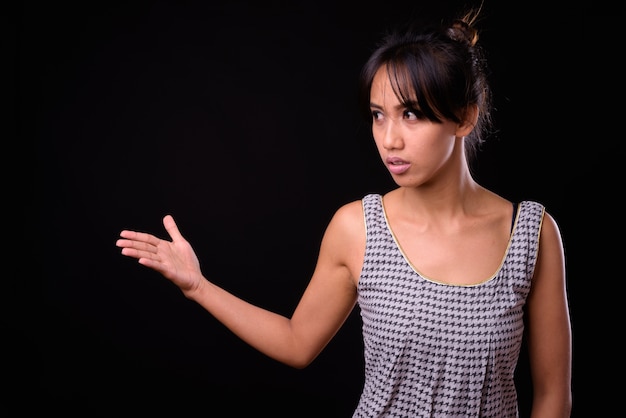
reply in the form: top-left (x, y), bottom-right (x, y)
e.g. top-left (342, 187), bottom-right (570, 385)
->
top-left (370, 65), bottom-right (416, 106)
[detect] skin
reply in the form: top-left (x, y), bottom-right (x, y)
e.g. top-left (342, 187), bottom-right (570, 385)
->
top-left (117, 67), bottom-right (572, 416)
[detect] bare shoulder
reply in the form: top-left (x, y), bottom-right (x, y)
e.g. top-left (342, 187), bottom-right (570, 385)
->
top-left (325, 199), bottom-right (366, 240)
top-left (319, 199), bottom-right (367, 283)
top-left (333, 199), bottom-right (365, 222)
top-left (539, 210), bottom-right (565, 254)
top-left (532, 209), bottom-right (566, 290)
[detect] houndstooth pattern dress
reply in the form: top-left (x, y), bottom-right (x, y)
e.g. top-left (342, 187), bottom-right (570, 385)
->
top-left (352, 194), bottom-right (544, 418)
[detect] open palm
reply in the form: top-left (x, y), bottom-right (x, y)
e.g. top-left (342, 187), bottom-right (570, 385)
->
top-left (117, 215), bottom-right (202, 293)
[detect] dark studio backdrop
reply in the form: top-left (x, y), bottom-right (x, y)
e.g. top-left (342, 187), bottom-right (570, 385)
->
top-left (17, 0), bottom-right (621, 416)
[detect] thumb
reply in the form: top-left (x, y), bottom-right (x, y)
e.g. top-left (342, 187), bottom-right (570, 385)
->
top-left (162, 214), bottom-right (184, 241)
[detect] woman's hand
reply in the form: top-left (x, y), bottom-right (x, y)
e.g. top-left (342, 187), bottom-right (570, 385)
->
top-left (116, 215), bottom-right (203, 295)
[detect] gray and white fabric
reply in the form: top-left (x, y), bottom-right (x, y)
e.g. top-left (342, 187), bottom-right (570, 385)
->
top-left (353, 194), bottom-right (544, 417)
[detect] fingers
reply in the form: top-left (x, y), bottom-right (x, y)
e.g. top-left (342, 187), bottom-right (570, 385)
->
top-left (119, 246), bottom-right (154, 260)
top-left (162, 214), bottom-right (184, 241)
top-left (116, 237), bottom-right (158, 252)
top-left (116, 216), bottom-right (183, 264)
top-left (119, 229), bottom-right (161, 245)
top-left (116, 229), bottom-right (162, 259)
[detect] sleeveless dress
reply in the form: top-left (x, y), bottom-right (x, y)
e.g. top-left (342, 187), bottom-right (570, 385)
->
top-left (352, 194), bottom-right (544, 418)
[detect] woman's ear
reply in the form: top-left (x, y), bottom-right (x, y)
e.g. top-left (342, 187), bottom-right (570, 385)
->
top-left (456, 105), bottom-right (479, 137)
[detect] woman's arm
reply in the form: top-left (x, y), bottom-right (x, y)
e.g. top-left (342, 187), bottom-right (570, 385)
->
top-left (116, 201), bottom-right (364, 369)
top-left (526, 211), bottom-right (573, 417)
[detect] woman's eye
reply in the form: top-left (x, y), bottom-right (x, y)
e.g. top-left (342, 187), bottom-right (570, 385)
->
top-left (371, 110), bottom-right (383, 120)
top-left (404, 110), bottom-right (418, 120)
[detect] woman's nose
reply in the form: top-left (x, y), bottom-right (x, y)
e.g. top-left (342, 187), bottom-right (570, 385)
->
top-left (382, 119), bottom-right (403, 150)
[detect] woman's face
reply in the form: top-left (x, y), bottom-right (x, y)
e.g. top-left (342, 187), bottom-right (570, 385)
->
top-left (369, 66), bottom-right (465, 188)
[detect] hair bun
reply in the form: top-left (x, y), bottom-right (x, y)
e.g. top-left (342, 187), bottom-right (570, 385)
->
top-left (447, 19), bottom-right (479, 47)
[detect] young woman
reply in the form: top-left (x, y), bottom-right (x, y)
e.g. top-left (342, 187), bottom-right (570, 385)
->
top-left (116, 8), bottom-right (572, 417)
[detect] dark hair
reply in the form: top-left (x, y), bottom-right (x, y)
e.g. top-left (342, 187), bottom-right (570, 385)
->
top-left (359, 8), bottom-right (493, 163)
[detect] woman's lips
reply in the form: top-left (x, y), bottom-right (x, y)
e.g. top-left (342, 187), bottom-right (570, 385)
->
top-left (386, 157), bottom-right (410, 174)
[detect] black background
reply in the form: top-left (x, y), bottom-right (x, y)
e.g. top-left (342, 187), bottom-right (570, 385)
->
top-left (15, 0), bottom-right (624, 416)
